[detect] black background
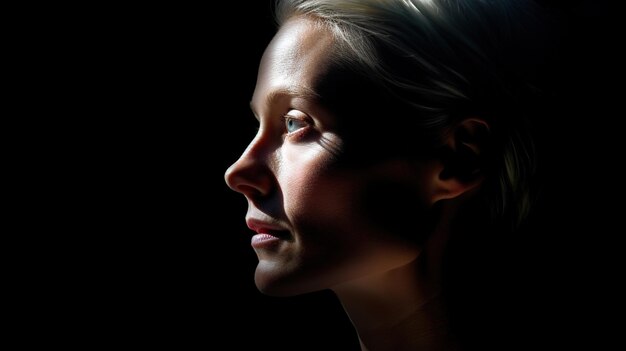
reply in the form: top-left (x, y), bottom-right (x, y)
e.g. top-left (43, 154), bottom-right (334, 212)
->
top-left (44, 1), bottom-right (615, 349)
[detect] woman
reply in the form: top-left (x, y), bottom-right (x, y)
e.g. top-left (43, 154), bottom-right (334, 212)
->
top-left (225, 0), bottom-right (541, 349)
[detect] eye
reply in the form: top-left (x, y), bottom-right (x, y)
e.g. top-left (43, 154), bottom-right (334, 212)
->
top-left (284, 115), bottom-right (309, 134)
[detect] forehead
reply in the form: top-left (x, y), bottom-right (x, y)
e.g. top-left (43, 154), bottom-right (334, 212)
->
top-left (252, 17), bottom-right (336, 109)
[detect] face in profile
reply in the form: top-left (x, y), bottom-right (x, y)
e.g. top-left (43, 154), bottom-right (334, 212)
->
top-left (225, 17), bottom-right (435, 297)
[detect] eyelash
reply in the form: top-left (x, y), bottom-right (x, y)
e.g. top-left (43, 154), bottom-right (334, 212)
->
top-left (283, 115), bottom-right (312, 140)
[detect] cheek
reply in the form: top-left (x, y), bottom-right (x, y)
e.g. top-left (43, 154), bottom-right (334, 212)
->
top-left (280, 142), bottom-right (434, 240)
top-left (279, 145), bottom-right (349, 222)
top-left (270, 146), bottom-right (428, 290)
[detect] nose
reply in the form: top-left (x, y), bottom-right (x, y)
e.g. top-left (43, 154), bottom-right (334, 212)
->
top-left (224, 139), bottom-right (274, 199)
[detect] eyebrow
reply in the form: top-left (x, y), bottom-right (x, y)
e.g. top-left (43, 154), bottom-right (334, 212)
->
top-left (249, 86), bottom-right (320, 118)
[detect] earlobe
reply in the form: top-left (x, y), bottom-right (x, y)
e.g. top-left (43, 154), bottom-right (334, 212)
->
top-left (428, 118), bottom-right (490, 204)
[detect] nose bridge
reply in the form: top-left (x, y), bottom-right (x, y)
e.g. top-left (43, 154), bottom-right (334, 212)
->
top-left (224, 131), bottom-right (275, 195)
top-left (236, 132), bottom-right (269, 169)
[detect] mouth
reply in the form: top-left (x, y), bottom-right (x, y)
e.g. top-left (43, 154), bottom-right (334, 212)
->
top-left (246, 218), bottom-right (291, 249)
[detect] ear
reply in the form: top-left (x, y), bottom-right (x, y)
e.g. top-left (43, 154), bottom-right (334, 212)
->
top-left (426, 118), bottom-right (490, 205)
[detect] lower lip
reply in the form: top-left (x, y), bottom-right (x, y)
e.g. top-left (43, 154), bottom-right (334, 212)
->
top-left (251, 233), bottom-right (281, 248)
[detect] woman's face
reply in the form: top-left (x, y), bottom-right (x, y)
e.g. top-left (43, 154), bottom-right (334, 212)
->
top-left (225, 17), bottom-right (430, 296)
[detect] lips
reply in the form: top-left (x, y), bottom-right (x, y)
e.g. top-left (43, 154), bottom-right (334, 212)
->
top-left (246, 218), bottom-right (290, 239)
top-left (246, 218), bottom-right (290, 249)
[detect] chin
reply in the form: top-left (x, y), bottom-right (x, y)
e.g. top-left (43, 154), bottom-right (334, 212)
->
top-left (254, 265), bottom-right (305, 297)
top-left (253, 260), bottom-right (327, 297)
top-left (254, 279), bottom-right (295, 297)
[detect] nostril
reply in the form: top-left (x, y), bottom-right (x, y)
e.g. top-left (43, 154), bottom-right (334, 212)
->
top-left (224, 158), bottom-right (273, 198)
top-left (236, 184), bottom-right (267, 199)
top-left (224, 161), bottom-right (249, 192)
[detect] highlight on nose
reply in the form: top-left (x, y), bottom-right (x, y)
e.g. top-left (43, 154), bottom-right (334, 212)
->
top-left (224, 161), bottom-right (240, 192)
top-left (224, 155), bottom-right (272, 198)
top-left (224, 158), bottom-right (253, 194)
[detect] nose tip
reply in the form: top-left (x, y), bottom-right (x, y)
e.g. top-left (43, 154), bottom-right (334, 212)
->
top-left (224, 154), bottom-right (273, 198)
top-left (224, 162), bottom-right (239, 192)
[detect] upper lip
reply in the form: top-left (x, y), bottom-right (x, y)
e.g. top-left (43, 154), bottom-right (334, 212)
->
top-left (246, 218), bottom-right (287, 235)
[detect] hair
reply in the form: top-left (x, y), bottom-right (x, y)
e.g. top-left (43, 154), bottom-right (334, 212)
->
top-left (274, 0), bottom-right (542, 231)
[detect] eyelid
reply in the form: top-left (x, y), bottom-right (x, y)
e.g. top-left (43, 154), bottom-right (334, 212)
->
top-left (283, 114), bottom-right (307, 124)
top-left (283, 111), bottom-right (313, 123)
top-left (283, 112), bottom-right (314, 139)
top-left (284, 114), bottom-right (308, 131)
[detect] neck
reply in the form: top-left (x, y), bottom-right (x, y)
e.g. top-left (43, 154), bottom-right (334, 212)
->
top-left (332, 224), bottom-right (460, 351)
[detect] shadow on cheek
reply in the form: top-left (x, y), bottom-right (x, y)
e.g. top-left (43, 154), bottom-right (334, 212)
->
top-left (358, 180), bottom-right (437, 245)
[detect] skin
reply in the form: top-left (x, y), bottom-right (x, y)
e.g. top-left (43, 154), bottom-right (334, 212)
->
top-left (225, 16), bottom-right (483, 351)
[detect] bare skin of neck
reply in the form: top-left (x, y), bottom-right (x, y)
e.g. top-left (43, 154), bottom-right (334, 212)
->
top-left (332, 216), bottom-right (461, 351)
